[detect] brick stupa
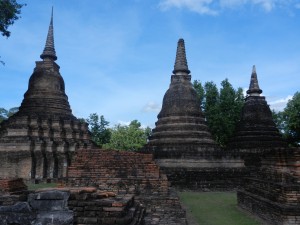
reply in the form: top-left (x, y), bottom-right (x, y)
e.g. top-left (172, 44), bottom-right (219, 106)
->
top-left (0, 9), bottom-right (93, 180)
top-left (232, 67), bottom-right (300, 224)
top-left (146, 39), bottom-right (216, 159)
top-left (229, 66), bottom-right (286, 151)
top-left (144, 39), bottom-right (246, 190)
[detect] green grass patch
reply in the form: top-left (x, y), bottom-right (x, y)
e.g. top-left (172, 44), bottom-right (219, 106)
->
top-left (179, 192), bottom-right (261, 225)
top-left (27, 182), bottom-right (58, 190)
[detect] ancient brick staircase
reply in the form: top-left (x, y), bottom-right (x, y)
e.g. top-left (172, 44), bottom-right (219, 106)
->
top-left (68, 149), bottom-right (169, 195)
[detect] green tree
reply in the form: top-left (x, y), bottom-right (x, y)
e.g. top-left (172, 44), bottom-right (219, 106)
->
top-left (193, 80), bottom-right (205, 109)
top-left (103, 120), bottom-right (150, 151)
top-left (272, 110), bottom-right (285, 133)
top-left (193, 79), bottom-right (244, 147)
top-left (0, 0), bottom-right (25, 37)
top-left (203, 81), bottom-right (220, 143)
top-left (281, 92), bottom-right (300, 146)
top-left (86, 113), bottom-right (111, 147)
top-left (218, 79), bottom-right (244, 146)
top-left (0, 107), bottom-right (18, 123)
top-left (0, 0), bottom-right (26, 64)
top-left (0, 108), bottom-right (8, 123)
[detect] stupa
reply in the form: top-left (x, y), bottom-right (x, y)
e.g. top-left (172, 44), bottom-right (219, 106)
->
top-left (144, 39), bottom-right (246, 190)
top-left (233, 67), bottom-right (300, 224)
top-left (0, 9), bottom-right (93, 180)
top-left (146, 38), bottom-right (216, 159)
top-left (229, 66), bottom-right (286, 151)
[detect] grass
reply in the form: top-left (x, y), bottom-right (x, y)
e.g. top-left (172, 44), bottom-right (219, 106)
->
top-left (27, 182), bottom-right (58, 190)
top-left (179, 192), bottom-right (262, 225)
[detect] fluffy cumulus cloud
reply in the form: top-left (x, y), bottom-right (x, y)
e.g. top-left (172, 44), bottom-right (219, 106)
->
top-left (159, 0), bottom-right (296, 14)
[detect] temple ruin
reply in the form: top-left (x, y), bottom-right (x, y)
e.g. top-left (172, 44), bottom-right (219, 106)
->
top-left (229, 65), bottom-right (287, 151)
top-left (145, 39), bottom-right (247, 191)
top-left (0, 10), bottom-right (93, 180)
top-left (229, 67), bottom-right (300, 225)
top-left (0, 9), bottom-right (299, 225)
top-left (146, 38), bottom-right (216, 158)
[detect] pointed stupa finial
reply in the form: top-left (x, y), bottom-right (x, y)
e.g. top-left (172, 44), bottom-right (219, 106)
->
top-left (172, 38), bottom-right (191, 75)
top-left (247, 65), bottom-right (262, 96)
top-left (40, 7), bottom-right (57, 61)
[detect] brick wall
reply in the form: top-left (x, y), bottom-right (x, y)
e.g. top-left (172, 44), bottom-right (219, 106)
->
top-left (238, 147), bottom-right (300, 225)
top-left (68, 149), bottom-right (169, 195)
top-left (67, 187), bottom-right (144, 225)
top-left (0, 178), bottom-right (27, 194)
top-left (67, 149), bottom-right (188, 225)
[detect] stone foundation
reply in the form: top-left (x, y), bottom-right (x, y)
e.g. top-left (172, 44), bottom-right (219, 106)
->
top-left (68, 188), bottom-right (144, 225)
top-left (0, 187), bottom-right (145, 225)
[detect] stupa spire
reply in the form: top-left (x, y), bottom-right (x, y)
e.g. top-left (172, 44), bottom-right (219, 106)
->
top-left (247, 65), bottom-right (262, 96)
top-left (172, 38), bottom-right (191, 75)
top-left (40, 7), bottom-right (57, 61)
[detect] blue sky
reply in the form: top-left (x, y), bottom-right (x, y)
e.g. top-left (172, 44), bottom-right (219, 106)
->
top-left (1, 0), bottom-right (299, 127)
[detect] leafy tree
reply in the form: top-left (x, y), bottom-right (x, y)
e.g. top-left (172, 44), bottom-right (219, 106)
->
top-left (0, 107), bottom-right (18, 123)
top-left (0, 0), bottom-right (26, 64)
top-left (103, 120), bottom-right (151, 151)
top-left (0, 108), bottom-right (8, 123)
top-left (0, 0), bottom-right (25, 37)
top-left (86, 113), bottom-right (111, 147)
top-left (203, 81), bottom-right (220, 142)
top-left (275, 92), bottom-right (300, 146)
top-left (272, 110), bottom-right (285, 133)
top-left (193, 79), bottom-right (244, 147)
top-left (193, 80), bottom-right (205, 109)
top-left (218, 79), bottom-right (244, 146)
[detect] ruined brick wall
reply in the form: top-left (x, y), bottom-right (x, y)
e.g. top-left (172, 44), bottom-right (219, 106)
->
top-left (0, 151), bottom-right (32, 178)
top-left (67, 149), bottom-right (188, 225)
top-left (0, 187), bottom-right (145, 225)
top-left (163, 166), bottom-right (248, 191)
top-left (238, 147), bottom-right (300, 225)
top-left (0, 178), bottom-right (27, 194)
top-left (68, 149), bottom-right (169, 195)
top-left (154, 149), bottom-right (248, 191)
top-left (68, 188), bottom-right (144, 225)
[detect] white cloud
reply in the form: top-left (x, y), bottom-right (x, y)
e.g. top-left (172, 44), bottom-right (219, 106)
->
top-left (159, 0), bottom-right (218, 15)
top-left (269, 95), bottom-right (292, 112)
top-left (159, 0), bottom-right (290, 14)
top-left (142, 101), bottom-right (161, 112)
top-left (219, 0), bottom-right (278, 12)
top-left (251, 0), bottom-right (274, 12)
top-left (117, 120), bottom-right (131, 126)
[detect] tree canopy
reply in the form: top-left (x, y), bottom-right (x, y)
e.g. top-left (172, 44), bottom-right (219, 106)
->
top-left (102, 120), bottom-right (151, 151)
top-left (0, 0), bottom-right (25, 38)
top-left (273, 92), bottom-right (300, 146)
top-left (0, 0), bottom-right (25, 64)
top-left (193, 79), bottom-right (244, 147)
top-left (0, 107), bottom-right (18, 122)
top-left (86, 113), bottom-right (111, 147)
